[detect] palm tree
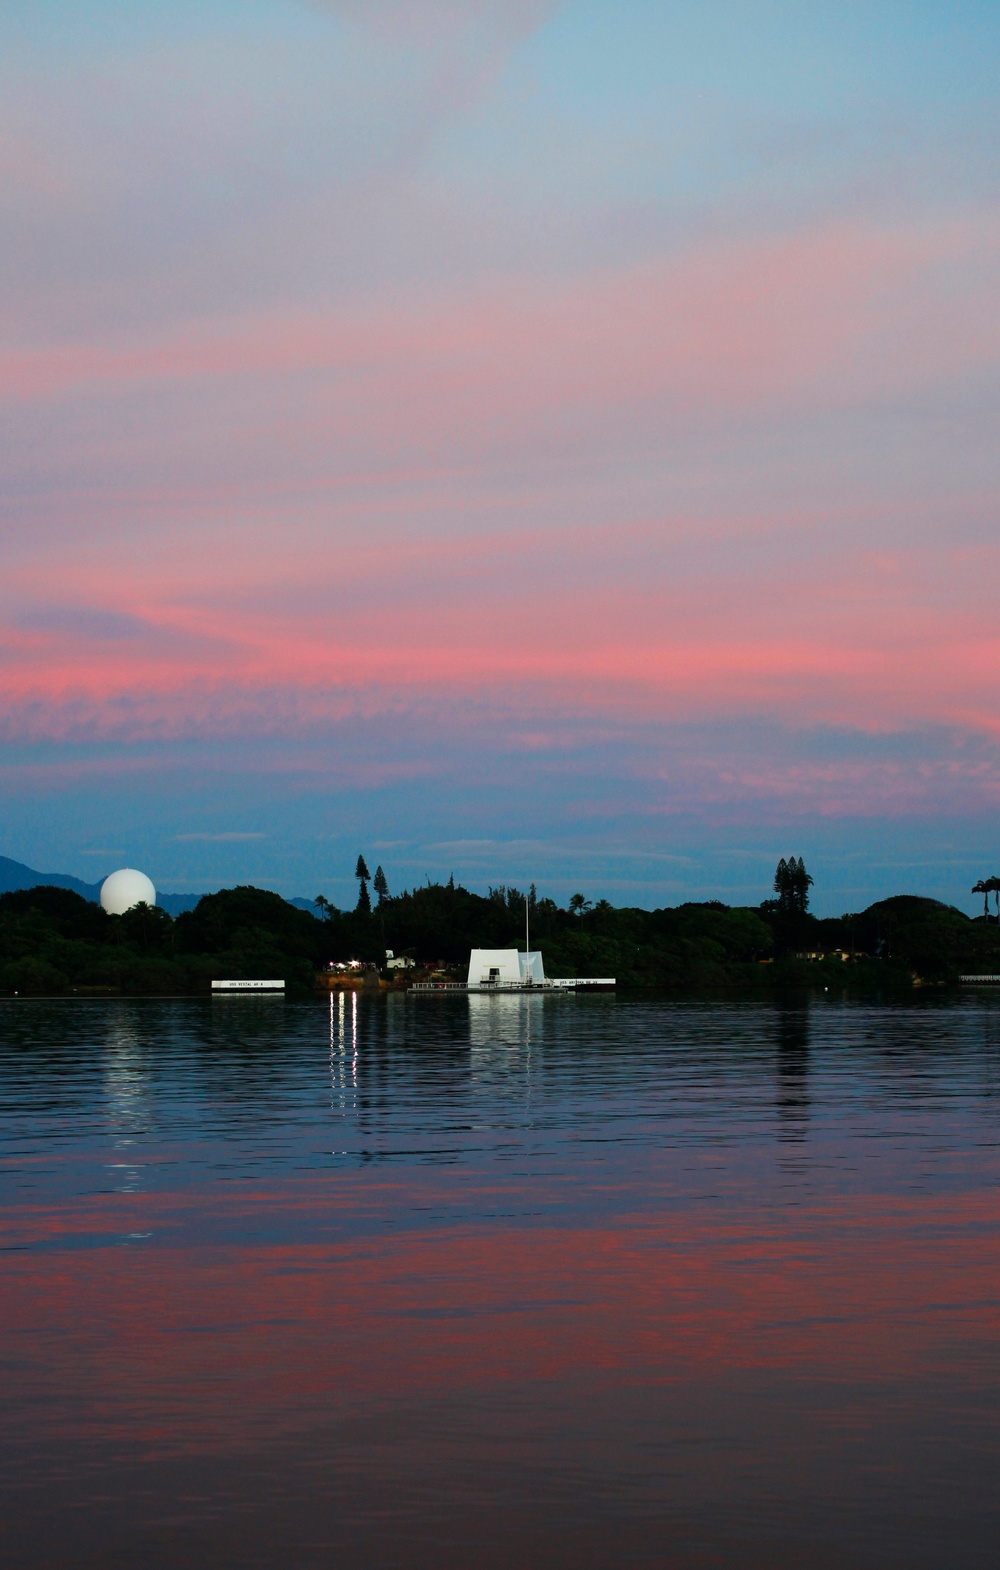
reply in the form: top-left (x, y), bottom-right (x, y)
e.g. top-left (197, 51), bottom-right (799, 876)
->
top-left (987, 876), bottom-right (1000, 922)
top-left (973, 879), bottom-right (990, 918)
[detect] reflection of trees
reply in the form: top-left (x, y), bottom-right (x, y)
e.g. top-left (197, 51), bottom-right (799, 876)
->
top-left (776, 1007), bottom-right (810, 1144)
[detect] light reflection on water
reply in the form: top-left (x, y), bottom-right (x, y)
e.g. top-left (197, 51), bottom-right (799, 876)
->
top-left (2, 994), bottom-right (1000, 1569)
top-left (102, 1009), bottom-right (152, 1194)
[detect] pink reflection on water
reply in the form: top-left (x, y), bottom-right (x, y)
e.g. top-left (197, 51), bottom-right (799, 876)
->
top-left (4, 1180), bottom-right (999, 1457)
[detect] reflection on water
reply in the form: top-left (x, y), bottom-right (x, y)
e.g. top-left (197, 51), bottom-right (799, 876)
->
top-left (329, 989), bottom-right (359, 1132)
top-left (2, 995), bottom-right (1000, 1570)
top-left (775, 1007), bottom-right (810, 1146)
top-left (468, 994), bottom-right (545, 1130)
top-left (103, 1008), bottom-right (151, 1194)
top-left (467, 991), bottom-right (545, 1052)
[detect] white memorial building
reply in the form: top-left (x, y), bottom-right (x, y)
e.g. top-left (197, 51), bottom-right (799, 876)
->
top-left (455, 949), bottom-right (613, 992)
top-left (467, 949), bottom-right (546, 987)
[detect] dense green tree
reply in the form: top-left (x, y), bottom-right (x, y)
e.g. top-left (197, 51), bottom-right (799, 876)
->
top-left (373, 866), bottom-right (390, 905)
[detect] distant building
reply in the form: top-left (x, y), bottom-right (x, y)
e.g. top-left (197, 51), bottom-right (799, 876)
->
top-left (100, 867), bottom-right (156, 915)
top-left (467, 949), bottom-right (546, 986)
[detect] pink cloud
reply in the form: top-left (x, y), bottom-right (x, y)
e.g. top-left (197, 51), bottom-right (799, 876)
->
top-left (3, 212), bottom-right (996, 428)
top-left (2, 199), bottom-right (998, 819)
top-left (2, 558), bottom-right (999, 745)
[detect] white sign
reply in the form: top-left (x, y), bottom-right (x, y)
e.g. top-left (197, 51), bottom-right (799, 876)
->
top-left (212, 980), bottom-right (285, 991)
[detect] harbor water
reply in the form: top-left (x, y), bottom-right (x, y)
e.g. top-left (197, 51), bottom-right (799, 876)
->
top-left (2, 994), bottom-right (999, 1568)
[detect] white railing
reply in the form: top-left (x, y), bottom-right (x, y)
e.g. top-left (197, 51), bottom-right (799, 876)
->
top-left (411, 978), bottom-right (615, 993)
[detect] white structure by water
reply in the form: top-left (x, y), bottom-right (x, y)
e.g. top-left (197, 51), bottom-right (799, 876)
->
top-left (409, 949), bottom-right (614, 993)
top-left (212, 980), bottom-right (285, 992)
top-left (100, 867), bottom-right (156, 915)
top-left (468, 949), bottom-right (546, 986)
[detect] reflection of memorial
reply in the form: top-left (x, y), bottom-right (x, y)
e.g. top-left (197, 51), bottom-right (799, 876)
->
top-left (776, 1007), bottom-right (810, 1145)
top-left (103, 1007), bottom-right (151, 1193)
top-left (468, 995), bottom-right (542, 1111)
top-left (468, 992), bottom-right (544, 1050)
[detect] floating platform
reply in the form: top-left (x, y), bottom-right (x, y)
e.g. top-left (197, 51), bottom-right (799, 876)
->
top-left (212, 979), bottom-right (285, 993)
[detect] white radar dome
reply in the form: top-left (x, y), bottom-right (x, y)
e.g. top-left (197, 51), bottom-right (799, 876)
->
top-left (100, 868), bottom-right (157, 916)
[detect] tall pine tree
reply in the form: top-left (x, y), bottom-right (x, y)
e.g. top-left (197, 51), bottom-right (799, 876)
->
top-left (773, 858), bottom-right (791, 912)
top-left (355, 855), bottom-right (371, 915)
top-left (791, 857), bottom-right (814, 914)
top-left (774, 857), bottom-right (813, 915)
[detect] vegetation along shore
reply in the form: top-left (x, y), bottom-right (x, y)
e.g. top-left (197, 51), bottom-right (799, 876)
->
top-left (3, 856), bottom-right (1000, 998)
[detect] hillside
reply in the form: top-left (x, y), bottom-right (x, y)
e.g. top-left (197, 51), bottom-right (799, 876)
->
top-left (0, 855), bottom-right (100, 900)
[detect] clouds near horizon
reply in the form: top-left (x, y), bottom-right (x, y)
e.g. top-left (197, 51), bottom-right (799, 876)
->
top-left (1, 0), bottom-right (998, 900)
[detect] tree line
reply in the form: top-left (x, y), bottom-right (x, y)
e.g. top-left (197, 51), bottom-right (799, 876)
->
top-left (4, 852), bottom-right (1000, 996)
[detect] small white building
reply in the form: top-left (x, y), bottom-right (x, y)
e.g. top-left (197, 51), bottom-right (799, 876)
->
top-left (385, 950), bottom-right (415, 971)
top-left (467, 949), bottom-right (545, 987)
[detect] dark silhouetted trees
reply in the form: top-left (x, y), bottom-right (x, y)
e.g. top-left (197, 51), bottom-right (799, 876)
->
top-left (774, 857), bottom-right (813, 916)
top-left (355, 856), bottom-right (371, 915)
top-left (973, 876), bottom-right (1000, 921)
top-left (8, 871), bottom-right (1000, 996)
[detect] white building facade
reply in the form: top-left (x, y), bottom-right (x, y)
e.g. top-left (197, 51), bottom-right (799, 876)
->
top-left (467, 949), bottom-right (546, 987)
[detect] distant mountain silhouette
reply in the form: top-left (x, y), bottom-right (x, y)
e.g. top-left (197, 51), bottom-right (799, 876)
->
top-left (0, 855), bottom-right (101, 900)
top-left (0, 855), bottom-right (323, 916)
top-left (0, 855), bottom-right (202, 915)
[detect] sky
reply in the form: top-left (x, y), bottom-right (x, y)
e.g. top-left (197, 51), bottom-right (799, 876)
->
top-left (1, 0), bottom-right (999, 913)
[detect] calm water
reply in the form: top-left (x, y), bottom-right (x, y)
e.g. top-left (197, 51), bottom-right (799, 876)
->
top-left (3, 994), bottom-right (1000, 1568)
